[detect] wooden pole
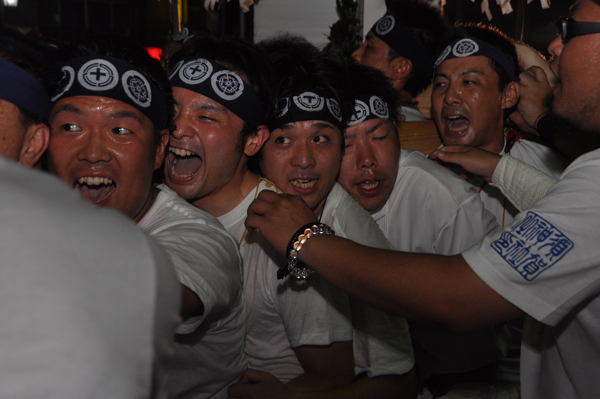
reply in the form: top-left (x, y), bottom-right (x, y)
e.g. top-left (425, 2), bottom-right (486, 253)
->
top-left (172, 0), bottom-right (181, 35)
top-left (514, 0), bottom-right (526, 41)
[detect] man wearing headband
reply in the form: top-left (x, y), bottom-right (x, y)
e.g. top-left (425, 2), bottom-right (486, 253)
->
top-left (0, 27), bottom-right (60, 166)
top-left (45, 36), bottom-right (246, 399)
top-left (352, 0), bottom-right (447, 121)
top-left (432, 24), bottom-right (564, 227)
top-left (244, 1), bottom-right (600, 396)
top-left (338, 64), bottom-right (509, 397)
top-left (230, 38), bottom-right (416, 399)
top-left (168, 34), bottom-right (354, 394)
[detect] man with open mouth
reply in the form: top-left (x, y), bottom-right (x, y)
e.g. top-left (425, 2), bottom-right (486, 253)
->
top-left (432, 24), bottom-right (565, 227)
top-left (166, 34), bottom-right (356, 396)
top-left (339, 63), bottom-right (511, 398)
top-left (46, 35), bottom-right (246, 399)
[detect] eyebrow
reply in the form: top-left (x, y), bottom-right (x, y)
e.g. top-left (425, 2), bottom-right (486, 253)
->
top-left (51, 103), bottom-right (85, 118)
top-left (109, 110), bottom-right (144, 124)
top-left (345, 119), bottom-right (389, 140)
top-left (434, 69), bottom-right (486, 79)
top-left (280, 121), bottom-right (338, 132)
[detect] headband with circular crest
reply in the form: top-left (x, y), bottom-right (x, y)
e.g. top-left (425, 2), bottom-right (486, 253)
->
top-left (347, 94), bottom-right (393, 126)
top-left (0, 56), bottom-right (51, 121)
top-left (169, 57), bottom-right (265, 126)
top-left (272, 88), bottom-right (345, 132)
top-left (51, 56), bottom-right (168, 129)
top-left (434, 38), bottom-right (520, 82)
top-left (370, 12), bottom-right (434, 74)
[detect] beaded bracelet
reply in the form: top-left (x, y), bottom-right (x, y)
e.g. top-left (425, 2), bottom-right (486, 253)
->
top-left (277, 222), bottom-right (335, 280)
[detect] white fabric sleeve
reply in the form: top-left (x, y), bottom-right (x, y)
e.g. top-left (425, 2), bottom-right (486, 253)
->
top-left (490, 155), bottom-right (558, 212)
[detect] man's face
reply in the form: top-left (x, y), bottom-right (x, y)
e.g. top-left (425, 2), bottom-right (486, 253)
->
top-left (432, 56), bottom-right (509, 153)
top-left (352, 32), bottom-right (394, 79)
top-left (338, 118), bottom-right (400, 212)
top-left (0, 98), bottom-right (29, 161)
top-left (259, 120), bottom-right (343, 214)
top-left (164, 87), bottom-right (246, 207)
top-left (48, 96), bottom-right (164, 222)
top-left (548, 0), bottom-right (600, 133)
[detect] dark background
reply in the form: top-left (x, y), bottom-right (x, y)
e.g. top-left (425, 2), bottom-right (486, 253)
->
top-left (0, 0), bottom-right (571, 55)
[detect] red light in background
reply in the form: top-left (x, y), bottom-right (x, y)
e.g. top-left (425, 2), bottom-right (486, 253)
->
top-left (146, 47), bottom-right (163, 61)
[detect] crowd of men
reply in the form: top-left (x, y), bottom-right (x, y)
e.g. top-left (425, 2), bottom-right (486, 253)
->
top-left (1, 0), bottom-right (598, 397)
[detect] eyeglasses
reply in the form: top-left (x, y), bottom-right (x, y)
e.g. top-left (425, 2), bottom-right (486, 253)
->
top-left (555, 17), bottom-right (600, 43)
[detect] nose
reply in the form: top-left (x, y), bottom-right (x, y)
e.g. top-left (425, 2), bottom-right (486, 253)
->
top-left (291, 141), bottom-right (316, 169)
top-left (355, 141), bottom-right (377, 170)
top-left (77, 130), bottom-right (111, 164)
top-left (352, 42), bottom-right (366, 64)
top-left (443, 81), bottom-right (462, 106)
top-left (170, 114), bottom-right (195, 140)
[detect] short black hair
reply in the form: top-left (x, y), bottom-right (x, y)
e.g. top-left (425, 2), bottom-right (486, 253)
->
top-left (56, 34), bottom-right (175, 144)
top-left (347, 63), bottom-right (401, 123)
top-left (258, 34), bottom-right (354, 129)
top-left (0, 26), bottom-right (61, 128)
top-left (172, 33), bottom-right (274, 151)
top-left (439, 23), bottom-right (520, 91)
top-left (385, 0), bottom-right (449, 97)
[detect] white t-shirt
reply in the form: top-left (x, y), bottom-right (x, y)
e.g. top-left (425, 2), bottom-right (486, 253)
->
top-left (400, 105), bottom-right (426, 122)
top-left (372, 149), bottom-right (510, 378)
top-left (321, 183), bottom-right (415, 377)
top-left (0, 157), bottom-right (180, 399)
top-left (218, 179), bottom-right (353, 383)
top-left (463, 148), bottom-right (600, 399)
top-left (468, 138), bottom-right (565, 228)
top-left (139, 185), bottom-right (246, 399)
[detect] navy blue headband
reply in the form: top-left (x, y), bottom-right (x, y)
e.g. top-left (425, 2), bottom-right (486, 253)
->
top-left (0, 57), bottom-right (51, 120)
top-left (370, 12), bottom-right (434, 74)
top-left (348, 94), bottom-right (393, 126)
top-left (52, 56), bottom-right (168, 129)
top-left (272, 88), bottom-right (345, 132)
top-left (169, 57), bottom-right (265, 126)
top-left (434, 38), bottom-right (520, 82)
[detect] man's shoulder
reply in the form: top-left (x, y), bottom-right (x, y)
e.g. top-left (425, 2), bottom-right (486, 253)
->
top-left (396, 149), bottom-right (481, 206)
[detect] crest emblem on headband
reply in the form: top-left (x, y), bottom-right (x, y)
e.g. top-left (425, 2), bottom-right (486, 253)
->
top-left (370, 96), bottom-right (389, 119)
top-left (349, 100), bottom-right (369, 126)
top-left (452, 39), bottom-right (479, 57)
top-left (180, 59), bottom-right (213, 85)
top-left (78, 59), bottom-right (119, 91)
top-left (168, 60), bottom-right (184, 80)
top-left (51, 66), bottom-right (75, 102)
top-left (122, 71), bottom-right (152, 108)
top-left (434, 45), bottom-right (452, 68)
top-left (327, 98), bottom-right (342, 122)
top-left (294, 92), bottom-right (324, 112)
top-left (375, 15), bottom-right (395, 36)
top-left (277, 97), bottom-right (290, 118)
top-left (211, 70), bottom-right (244, 101)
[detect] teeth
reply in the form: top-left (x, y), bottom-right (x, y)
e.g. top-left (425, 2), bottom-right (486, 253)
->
top-left (447, 115), bottom-right (461, 120)
top-left (77, 176), bottom-right (114, 186)
top-left (291, 179), bottom-right (316, 189)
top-left (170, 147), bottom-right (195, 157)
top-left (360, 181), bottom-right (379, 190)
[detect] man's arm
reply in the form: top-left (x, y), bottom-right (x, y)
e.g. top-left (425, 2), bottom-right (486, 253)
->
top-left (245, 191), bottom-right (523, 332)
top-left (228, 369), bottom-right (416, 399)
top-left (288, 342), bottom-right (354, 390)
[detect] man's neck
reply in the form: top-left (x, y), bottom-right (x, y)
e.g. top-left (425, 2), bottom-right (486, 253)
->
top-left (192, 165), bottom-right (260, 218)
top-left (479, 132), bottom-right (506, 155)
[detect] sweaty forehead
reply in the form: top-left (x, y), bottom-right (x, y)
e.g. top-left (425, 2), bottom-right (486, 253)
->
top-left (436, 55), bottom-right (496, 77)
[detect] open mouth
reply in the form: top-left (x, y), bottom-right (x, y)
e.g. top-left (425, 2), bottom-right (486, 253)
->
top-left (75, 176), bottom-right (116, 204)
top-left (290, 179), bottom-right (317, 189)
top-left (445, 115), bottom-right (470, 133)
top-left (359, 180), bottom-right (380, 190)
top-left (167, 147), bottom-right (201, 179)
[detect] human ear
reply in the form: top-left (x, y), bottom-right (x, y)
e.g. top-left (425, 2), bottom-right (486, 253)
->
top-left (389, 56), bottom-right (413, 81)
top-left (244, 125), bottom-right (270, 157)
top-left (154, 129), bottom-right (170, 170)
top-left (501, 81), bottom-right (520, 110)
top-left (19, 123), bottom-right (49, 168)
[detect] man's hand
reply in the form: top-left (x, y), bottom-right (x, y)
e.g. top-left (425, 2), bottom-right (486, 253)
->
top-left (517, 66), bottom-right (553, 129)
top-left (245, 191), bottom-right (318, 257)
top-left (228, 369), bottom-right (296, 399)
top-left (430, 145), bottom-right (502, 183)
